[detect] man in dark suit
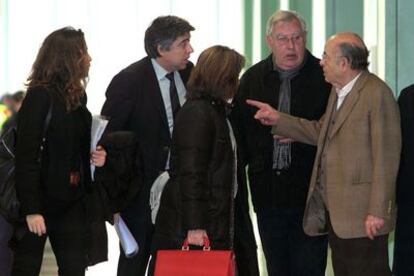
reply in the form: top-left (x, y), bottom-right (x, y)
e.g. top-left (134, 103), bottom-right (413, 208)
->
top-left (101, 15), bottom-right (195, 276)
top-left (232, 10), bottom-right (330, 276)
top-left (393, 84), bottom-right (414, 276)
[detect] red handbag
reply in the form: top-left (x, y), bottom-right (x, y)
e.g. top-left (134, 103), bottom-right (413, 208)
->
top-left (154, 237), bottom-right (235, 276)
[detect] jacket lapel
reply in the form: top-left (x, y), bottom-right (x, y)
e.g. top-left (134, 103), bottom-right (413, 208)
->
top-left (144, 59), bottom-right (169, 132)
top-left (315, 89), bottom-right (337, 149)
top-left (329, 71), bottom-right (368, 138)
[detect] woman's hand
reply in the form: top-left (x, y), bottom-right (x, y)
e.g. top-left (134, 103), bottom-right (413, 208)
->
top-left (26, 214), bottom-right (47, 236)
top-left (91, 145), bottom-right (107, 167)
top-left (186, 229), bottom-right (208, 246)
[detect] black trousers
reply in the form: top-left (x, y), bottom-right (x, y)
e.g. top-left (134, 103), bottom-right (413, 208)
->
top-left (12, 200), bottom-right (86, 276)
top-left (393, 204), bottom-right (414, 276)
top-left (256, 207), bottom-right (328, 276)
top-left (327, 215), bottom-right (391, 276)
top-left (0, 214), bottom-right (13, 276)
top-left (117, 188), bottom-right (154, 276)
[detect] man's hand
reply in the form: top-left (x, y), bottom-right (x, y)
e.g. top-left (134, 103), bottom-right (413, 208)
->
top-left (186, 229), bottom-right (208, 246)
top-left (365, 214), bottom-right (385, 240)
top-left (26, 214), bottom-right (47, 236)
top-left (246, 99), bottom-right (280, 125)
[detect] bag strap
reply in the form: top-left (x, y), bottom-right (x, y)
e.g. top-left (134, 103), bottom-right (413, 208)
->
top-left (41, 96), bottom-right (53, 143)
top-left (182, 236), bottom-right (211, 251)
top-left (38, 92), bottom-right (54, 160)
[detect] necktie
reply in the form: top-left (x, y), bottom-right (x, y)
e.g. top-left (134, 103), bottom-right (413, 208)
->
top-left (166, 72), bottom-right (180, 120)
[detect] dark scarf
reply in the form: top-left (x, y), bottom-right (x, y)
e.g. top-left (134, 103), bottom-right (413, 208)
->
top-left (272, 54), bottom-right (307, 170)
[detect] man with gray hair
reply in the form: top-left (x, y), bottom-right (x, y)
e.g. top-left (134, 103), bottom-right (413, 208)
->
top-left (232, 9), bottom-right (330, 275)
top-left (247, 32), bottom-right (401, 276)
top-left (101, 15), bottom-right (194, 276)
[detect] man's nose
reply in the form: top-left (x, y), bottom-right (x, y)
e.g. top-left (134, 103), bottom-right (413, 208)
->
top-left (187, 43), bottom-right (194, 54)
top-left (287, 38), bottom-right (295, 49)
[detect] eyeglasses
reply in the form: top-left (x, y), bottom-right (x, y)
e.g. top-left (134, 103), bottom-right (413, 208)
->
top-left (273, 32), bottom-right (304, 45)
top-left (321, 52), bottom-right (345, 61)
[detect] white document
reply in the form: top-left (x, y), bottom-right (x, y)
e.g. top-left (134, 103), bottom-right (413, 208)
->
top-left (114, 215), bottom-right (139, 258)
top-left (90, 115), bottom-right (108, 180)
top-left (149, 171), bottom-right (170, 224)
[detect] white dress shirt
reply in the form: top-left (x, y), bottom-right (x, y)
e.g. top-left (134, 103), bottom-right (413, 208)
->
top-left (336, 72), bottom-right (362, 109)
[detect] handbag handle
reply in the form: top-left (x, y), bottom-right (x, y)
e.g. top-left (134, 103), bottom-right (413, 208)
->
top-left (182, 236), bottom-right (211, 251)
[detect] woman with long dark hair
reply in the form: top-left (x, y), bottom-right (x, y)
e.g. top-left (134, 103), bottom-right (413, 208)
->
top-left (12, 27), bottom-right (106, 276)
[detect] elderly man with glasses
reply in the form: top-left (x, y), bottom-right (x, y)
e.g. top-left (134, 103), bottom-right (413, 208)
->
top-left (231, 9), bottom-right (331, 276)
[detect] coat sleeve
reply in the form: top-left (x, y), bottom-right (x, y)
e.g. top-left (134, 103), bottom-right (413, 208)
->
top-left (272, 112), bottom-right (324, 146)
top-left (15, 89), bottom-right (51, 215)
top-left (95, 131), bottom-right (143, 219)
top-left (174, 104), bottom-right (214, 231)
top-left (270, 89), bottom-right (336, 145)
top-left (101, 72), bottom-right (137, 132)
top-left (368, 85), bottom-right (401, 219)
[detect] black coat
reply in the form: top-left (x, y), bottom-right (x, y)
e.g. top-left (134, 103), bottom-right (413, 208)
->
top-left (95, 131), bottom-right (143, 222)
top-left (16, 87), bottom-right (91, 215)
top-left (15, 87), bottom-right (107, 265)
top-left (152, 96), bottom-right (235, 250)
top-left (232, 52), bottom-right (331, 211)
top-left (393, 84), bottom-right (414, 275)
top-left (396, 84), bottom-right (414, 206)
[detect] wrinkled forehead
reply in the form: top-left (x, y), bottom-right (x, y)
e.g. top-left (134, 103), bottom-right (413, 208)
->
top-left (272, 18), bottom-right (303, 34)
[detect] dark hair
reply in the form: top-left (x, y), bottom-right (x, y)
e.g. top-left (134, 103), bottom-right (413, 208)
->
top-left (338, 41), bottom-right (369, 70)
top-left (27, 27), bottom-right (89, 111)
top-left (11, 90), bottom-right (25, 103)
top-left (144, 15), bottom-right (195, 58)
top-left (186, 45), bottom-right (245, 101)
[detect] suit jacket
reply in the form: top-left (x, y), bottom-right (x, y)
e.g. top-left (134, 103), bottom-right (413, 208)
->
top-left (101, 57), bottom-right (193, 210)
top-left (396, 84), bottom-right (414, 206)
top-left (273, 71), bottom-right (401, 238)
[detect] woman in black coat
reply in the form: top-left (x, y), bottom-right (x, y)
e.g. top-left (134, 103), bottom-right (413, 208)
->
top-left (149, 45), bottom-right (249, 274)
top-left (12, 27), bottom-right (107, 276)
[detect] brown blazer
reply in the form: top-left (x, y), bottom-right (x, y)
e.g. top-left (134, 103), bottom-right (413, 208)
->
top-left (272, 71), bottom-right (401, 239)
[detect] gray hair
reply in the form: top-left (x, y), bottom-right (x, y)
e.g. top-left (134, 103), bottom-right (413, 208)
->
top-left (266, 10), bottom-right (307, 36)
top-left (337, 40), bottom-right (369, 70)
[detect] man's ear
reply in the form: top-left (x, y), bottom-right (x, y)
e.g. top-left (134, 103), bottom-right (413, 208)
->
top-left (265, 35), bottom-right (272, 51)
top-left (339, 56), bottom-right (349, 70)
top-left (157, 44), bottom-right (165, 57)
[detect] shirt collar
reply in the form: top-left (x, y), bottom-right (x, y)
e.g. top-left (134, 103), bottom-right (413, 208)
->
top-left (151, 58), bottom-right (170, 81)
top-left (336, 72), bottom-right (362, 98)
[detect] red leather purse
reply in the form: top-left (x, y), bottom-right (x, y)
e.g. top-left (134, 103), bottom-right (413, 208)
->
top-left (154, 237), bottom-right (235, 276)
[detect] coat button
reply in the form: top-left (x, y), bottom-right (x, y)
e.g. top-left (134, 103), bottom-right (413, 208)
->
top-left (163, 146), bottom-right (169, 152)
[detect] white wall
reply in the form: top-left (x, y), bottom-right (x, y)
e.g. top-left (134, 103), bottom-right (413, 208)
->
top-left (0, 0), bottom-right (243, 114)
top-left (1, 1), bottom-right (243, 275)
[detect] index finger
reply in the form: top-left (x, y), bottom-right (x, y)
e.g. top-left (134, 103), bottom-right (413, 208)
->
top-left (246, 99), bottom-right (268, 109)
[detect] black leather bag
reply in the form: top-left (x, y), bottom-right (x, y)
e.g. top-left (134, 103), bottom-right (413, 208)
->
top-left (0, 126), bottom-right (19, 221)
top-left (0, 100), bottom-right (53, 222)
